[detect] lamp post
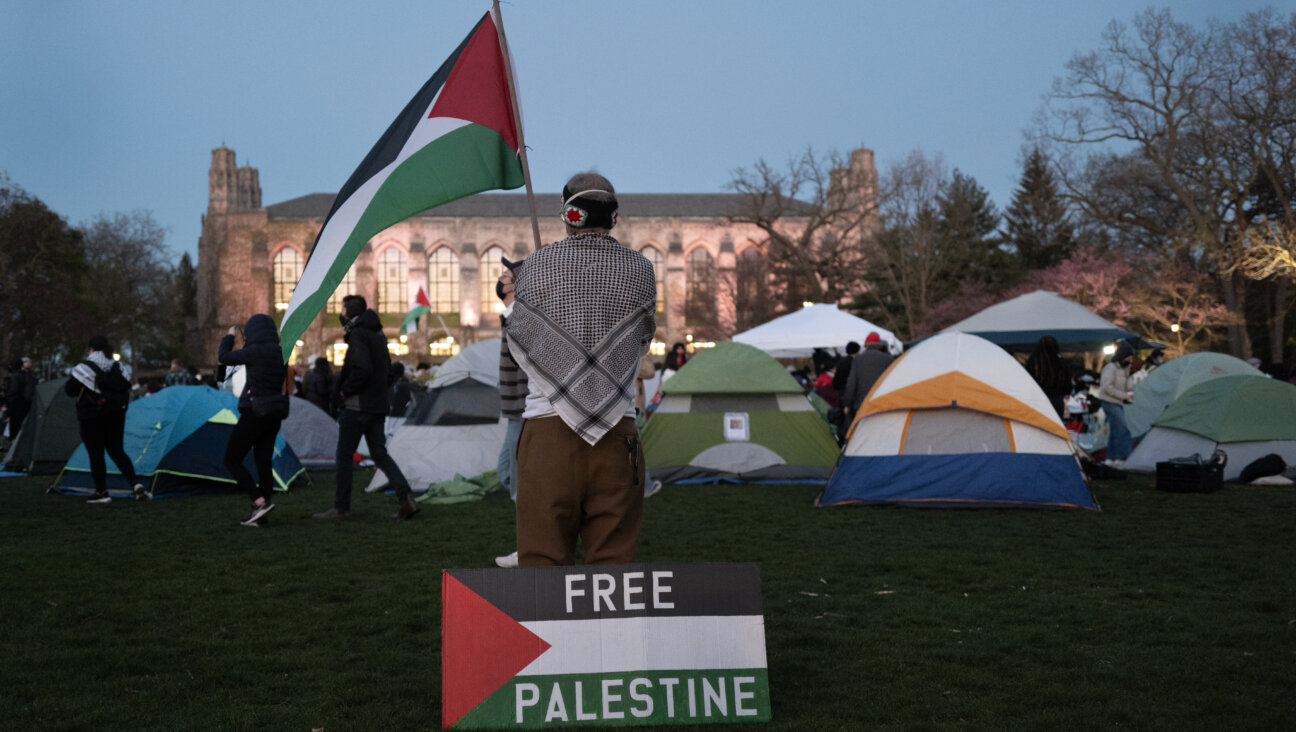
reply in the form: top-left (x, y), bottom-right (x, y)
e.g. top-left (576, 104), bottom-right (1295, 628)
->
top-left (1170, 323), bottom-right (1182, 356)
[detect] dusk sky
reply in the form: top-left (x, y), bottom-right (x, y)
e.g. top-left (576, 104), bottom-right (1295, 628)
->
top-left (1, 1), bottom-right (1273, 263)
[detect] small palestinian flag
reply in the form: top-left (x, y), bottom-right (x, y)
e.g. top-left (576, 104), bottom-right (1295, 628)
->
top-left (399, 286), bottom-right (433, 335)
top-left (442, 563), bottom-right (771, 728)
top-left (279, 9), bottom-right (525, 360)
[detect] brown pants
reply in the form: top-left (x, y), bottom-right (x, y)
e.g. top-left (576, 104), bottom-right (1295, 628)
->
top-left (516, 416), bottom-right (644, 567)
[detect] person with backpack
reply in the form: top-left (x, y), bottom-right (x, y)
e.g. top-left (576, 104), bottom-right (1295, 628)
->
top-left (65, 335), bottom-right (146, 503)
top-left (218, 314), bottom-right (290, 528)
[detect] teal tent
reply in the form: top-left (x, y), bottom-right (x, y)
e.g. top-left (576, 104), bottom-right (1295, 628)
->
top-left (53, 386), bottom-right (304, 498)
top-left (1125, 352), bottom-right (1261, 440)
top-left (3, 380), bottom-right (81, 475)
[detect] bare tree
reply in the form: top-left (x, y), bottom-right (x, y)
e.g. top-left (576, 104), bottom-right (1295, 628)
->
top-left (853, 150), bottom-right (949, 339)
top-left (1039, 7), bottom-right (1296, 359)
top-left (726, 147), bottom-right (877, 313)
top-left (80, 211), bottom-right (174, 372)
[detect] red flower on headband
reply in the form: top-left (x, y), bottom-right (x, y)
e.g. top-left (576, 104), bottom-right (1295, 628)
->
top-left (564, 206), bottom-right (587, 226)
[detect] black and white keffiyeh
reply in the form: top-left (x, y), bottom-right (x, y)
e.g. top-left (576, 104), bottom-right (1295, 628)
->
top-left (506, 233), bottom-right (656, 445)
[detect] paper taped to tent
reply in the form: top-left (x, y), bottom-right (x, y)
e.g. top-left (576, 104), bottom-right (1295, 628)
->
top-left (820, 332), bottom-right (1097, 509)
top-left (641, 342), bottom-right (842, 484)
top-left (367, 339), bottom-right (505, 493)
top-left (931, 290), bottom-right (1157, 352)
top-left (1123, 375), bottom-right (1296, 482)
top-left (732, 303), bottom-right (902, 357)
top-left (52, 386), bottom-right (304, 498)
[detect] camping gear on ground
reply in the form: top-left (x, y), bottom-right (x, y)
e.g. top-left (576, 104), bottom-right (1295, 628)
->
top-left (731, 303), bottom-right (902, 357)
top-left (928, 290), bottom-right (1157, 352)
top-left (820, 332), bottom-right (1097, 509)
top-left (1239, 453), bottom-right (1286, 483)
top-left (1125, 352), bottom-right (1261, 440)
top-left (1123, 375), bottom-right (1296, 482)
top-left (1156, 451), bottom-right (1227, 493)
top-left (366, 339), bottom-right (505, 493)
top-left (640, 341), bottom-right (842, 484)
top-left (1, 380), bottom-right (80, 475)
top-left (52, 385), bottom-right (304, 498)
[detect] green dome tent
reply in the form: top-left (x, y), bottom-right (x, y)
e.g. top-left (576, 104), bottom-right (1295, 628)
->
top-left (2, 380), bottom-right (81, 475)
top-left (641, 342), bottom-right (841, 484)
top-left (1124, 375), bottom-right (1296, 481)
top-left (53, 386), bottom-right (304, 498)
top-left (1126, 352), bottom-right (1261, 440)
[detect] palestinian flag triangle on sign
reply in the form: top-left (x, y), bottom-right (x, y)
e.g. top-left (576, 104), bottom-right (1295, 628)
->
top-left (442, 563), bottom-right (771, 728)
top-left (278, 9), bottom-right (525, 360)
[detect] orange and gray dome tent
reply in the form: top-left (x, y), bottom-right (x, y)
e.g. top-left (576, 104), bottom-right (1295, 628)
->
top-left (819, 332), bottom-right (1097, 509)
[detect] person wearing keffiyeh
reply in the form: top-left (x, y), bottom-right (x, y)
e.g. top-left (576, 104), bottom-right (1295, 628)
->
top-left (504, 172), bottom-right (657, 567)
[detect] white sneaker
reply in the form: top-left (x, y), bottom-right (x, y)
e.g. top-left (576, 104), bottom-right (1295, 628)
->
top-left (646, 480), bottom-right (663, 498)
top-left (241, 502), bottom-right (275, 526)
top-left (495, 551), bottom-right (518, 568)
top-left (1103, 459), bottom-right (1125, 468)
top-left (87, 492), bottom-right (112, 504)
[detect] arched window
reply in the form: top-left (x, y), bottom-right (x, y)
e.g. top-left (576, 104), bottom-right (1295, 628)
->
top-left (326, 265), bottom-right (358, 315)
top-left (736, 247), bottom-right (774, 330)
top-left (642, 245), bottom-right (666, 314)
top-left (377, 248), bottom-right (408, 314)
top-left (480, 245), bottom-right (507, 321)
top-left (427, 248), bottom-right (460, 315)
top-left (685, 247), bottom-right (717, 326)
top-left (272, 247), bottom-right (302, 313)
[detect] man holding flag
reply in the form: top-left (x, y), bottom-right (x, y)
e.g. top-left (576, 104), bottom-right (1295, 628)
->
top-left (504, 173), bottom-right (657, 567)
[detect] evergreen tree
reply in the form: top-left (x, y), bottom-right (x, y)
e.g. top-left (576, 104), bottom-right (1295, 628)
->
top-left (1005, 148), bottom-right (1074, 270)
top-left (176, 251), bottom-right (197, 318)
top-left (936, 169), bottom-right (1014, 290)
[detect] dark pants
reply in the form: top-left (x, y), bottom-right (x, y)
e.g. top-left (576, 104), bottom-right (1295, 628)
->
top-left (335, 409), bottom-right (410, 511)
top-left (223, 414), bottom-right (283, 503)
top-left (516, 416), bottom-right (644, 567)
top-left (6, 399), bottom-right (31, 439)
top-left (79, 411), bottom-right (138, 493)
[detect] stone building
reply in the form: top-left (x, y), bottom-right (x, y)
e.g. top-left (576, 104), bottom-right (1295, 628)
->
top-left (195, 145), bottom-right (876, 366)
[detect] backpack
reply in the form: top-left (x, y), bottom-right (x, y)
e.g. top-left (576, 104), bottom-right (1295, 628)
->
top-left (84, 360), bottom-right (131, 414)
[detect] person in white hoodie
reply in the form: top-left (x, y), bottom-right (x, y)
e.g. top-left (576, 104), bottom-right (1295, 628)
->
top-left (1098, 342), bottom-right (1135, 466)
top-left (65, 335), bottom-right (146, 503)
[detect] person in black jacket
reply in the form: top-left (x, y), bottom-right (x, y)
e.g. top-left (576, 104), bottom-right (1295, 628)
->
top-left (218, 314), bottom-right (288, 527)
top-left (314, 295), bottom-right (419, 521)
top-left (302, 356), bottom-right (333, 415)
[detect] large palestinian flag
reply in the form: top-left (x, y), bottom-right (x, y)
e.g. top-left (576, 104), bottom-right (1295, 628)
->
top-left (279, 9), bottom-right (525, 360)
top-left (442, 563), bottom-right (771, 728)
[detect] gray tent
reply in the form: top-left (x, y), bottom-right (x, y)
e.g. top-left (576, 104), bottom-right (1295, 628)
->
top-left (280, 396), bottom-right (339, 469)
top-left (3, 379), bottom-right (81, 475)
top-left (366, 339), bottom-right (506, 493)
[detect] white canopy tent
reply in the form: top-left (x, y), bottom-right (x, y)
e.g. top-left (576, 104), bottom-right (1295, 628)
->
top-left (731, 304), bottom-right (902, 358)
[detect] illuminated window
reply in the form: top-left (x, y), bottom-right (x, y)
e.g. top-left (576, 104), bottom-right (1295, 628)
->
top-left (427, 248), bottom-right (460, 314)
top-left (643, 245), bottom-right (666, 314)
top-left (685, 247), bottom-right (717, 326)
top-left (326, 265), bottom-right (358, 314)
top-left (480, 245), bottom-right (506, 321)
top-left (736, 247), bottom-right (774, 330)
top-left (272, 247), bottom-right (303, 311)
top-left (377, 248), bottom-right (408, 314)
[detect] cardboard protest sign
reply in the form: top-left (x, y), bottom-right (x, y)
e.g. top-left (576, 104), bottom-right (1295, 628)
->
top-left (442, 563), bottom-right (770, 728)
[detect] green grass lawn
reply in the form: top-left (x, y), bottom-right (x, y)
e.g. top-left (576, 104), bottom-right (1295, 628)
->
top-left (1, 471), bottom-right (1292, 731)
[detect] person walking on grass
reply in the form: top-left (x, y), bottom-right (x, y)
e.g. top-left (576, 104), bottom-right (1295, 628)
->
top-left (65, 336), bottom-right (146, 503)
top-left (314, 294), bottom-right (419, 521)
top-left (218, 314), bottom-right (289, 527)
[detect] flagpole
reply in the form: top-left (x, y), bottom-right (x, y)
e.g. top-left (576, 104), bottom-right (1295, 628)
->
top-left (493, 0), bottom-right (544, 252)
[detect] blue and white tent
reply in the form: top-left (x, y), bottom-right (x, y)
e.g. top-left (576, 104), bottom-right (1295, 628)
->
top-left (54, 386), bottom-right (304, 498)
top-left (819, 332), bottom-right (1097, 510)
